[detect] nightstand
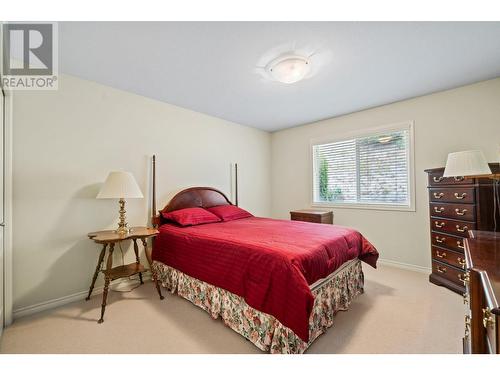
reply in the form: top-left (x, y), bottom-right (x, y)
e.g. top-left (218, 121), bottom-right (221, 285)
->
top-left (87, 226), bottom-right (164, 323)
top-left (290, 209), bottom-right (333, 224)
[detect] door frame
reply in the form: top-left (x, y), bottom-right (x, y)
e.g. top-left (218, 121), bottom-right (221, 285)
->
top-left (2, 87), bottom-right (13, 326)
top-left (0, 21), bottom-right (13, 328)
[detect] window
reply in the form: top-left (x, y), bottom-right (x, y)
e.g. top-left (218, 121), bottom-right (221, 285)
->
top-left (312, 122), bottom-right (414, 210)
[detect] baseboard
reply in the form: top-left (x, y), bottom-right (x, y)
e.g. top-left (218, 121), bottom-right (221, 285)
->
top-left (12, 272), bottom-right (151, 321)
top-left (377, 258), bottom-right (431, 274)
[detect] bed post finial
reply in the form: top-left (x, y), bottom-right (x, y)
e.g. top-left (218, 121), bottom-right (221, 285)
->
top-left (152, 154), bottom-right (157, 227)
top-left (235, 163), bottom-right (238, 207)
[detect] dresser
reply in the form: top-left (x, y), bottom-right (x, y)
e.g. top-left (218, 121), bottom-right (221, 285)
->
top-left (463, 230), bottom-right (500, 354)
top-left (290, 209), bottom-right (333, 224)
top-left (425, 164), bottom-right (499, 295)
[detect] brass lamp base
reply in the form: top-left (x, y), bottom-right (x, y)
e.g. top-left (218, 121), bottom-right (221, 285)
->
top-left (114, 227), bottom-right (131, 235)
top-left (115, 198), bottom-right (131, 235)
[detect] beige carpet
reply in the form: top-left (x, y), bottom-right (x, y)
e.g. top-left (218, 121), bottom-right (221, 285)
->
top-left (0, 264), bottom-right (464, 354)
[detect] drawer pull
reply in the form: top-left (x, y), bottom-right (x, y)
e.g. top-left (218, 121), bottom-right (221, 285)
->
top-left (457, 240), bottom-right (464, 249)
top-left (435, 221), bottom-right (445, 228)
top-left (435, 236), bottom-right (446, 244)
top-left (455, 208), bottom-right (468, 216)
top-left (458, 257), bottom-right (466, 269)
top-left (482, 307), bottom-right (495, 329)
top-left (454, 192), bottom-right (467, 200)
top-left (436, 250), bottom-right (447, 259)
top-left (456, 224), bottom-right (468, 233)
top-left (436, 266), bottom-right (447, 274)
top-left (458, 272), bottom-right (470, 285)
top-left (433, 192), bottom-right (444, 199)
top-left (433, 176), bottom-right (444, 183)
top-left (434, 206), bottom-right (445, 213)
top-left (454, 176), bottom-right (465, 182)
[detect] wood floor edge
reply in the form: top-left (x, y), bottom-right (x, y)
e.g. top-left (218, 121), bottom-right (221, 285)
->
top-left (11, 272), bottom-right (152, 322)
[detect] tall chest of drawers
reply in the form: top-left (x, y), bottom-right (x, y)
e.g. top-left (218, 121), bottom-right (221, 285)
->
top-left (425, 164), bottom-right (499, 295)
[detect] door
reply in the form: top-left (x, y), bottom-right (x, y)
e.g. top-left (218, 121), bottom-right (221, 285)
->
top-left (0, 88), bottom-right (4, 336)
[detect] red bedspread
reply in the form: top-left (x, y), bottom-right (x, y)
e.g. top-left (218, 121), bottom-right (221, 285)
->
top-left (153, 217), bottom-right (378, 342)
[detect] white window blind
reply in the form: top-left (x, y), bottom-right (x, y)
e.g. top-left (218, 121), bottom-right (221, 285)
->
top-left (313, 126), bottom-right (412, 208)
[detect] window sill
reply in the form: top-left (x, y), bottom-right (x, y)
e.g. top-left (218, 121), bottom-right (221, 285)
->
top-left (311, 202), bottom-right (416, 212)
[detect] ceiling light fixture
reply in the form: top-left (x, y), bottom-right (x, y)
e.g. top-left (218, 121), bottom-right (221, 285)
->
top-left (265, 54), bottom-right (311, 84)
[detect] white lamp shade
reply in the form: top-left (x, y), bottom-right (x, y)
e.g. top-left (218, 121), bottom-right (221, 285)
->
top-left (96, 171), bottom-right (144, 199)
top-left (443, 150), bottom-right (492, 177)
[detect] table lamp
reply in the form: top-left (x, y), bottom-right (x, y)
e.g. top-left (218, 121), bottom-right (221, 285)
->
top-left (443, 149), bottom-right (500, 231)
top-left (96, 171), bottom-right (144, 234)
top-left (443, 150), bottom-right (493, 178)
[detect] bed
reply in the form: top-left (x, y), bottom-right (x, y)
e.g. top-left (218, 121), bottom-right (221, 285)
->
top-left (150, 165), bottom-right (378, 354)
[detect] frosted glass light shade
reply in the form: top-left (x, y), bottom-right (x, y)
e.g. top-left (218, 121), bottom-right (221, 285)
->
top-left (267, 55), bottom-right (311, 84)
top-left (96, 171), bottom-right (144, 199)
top-left (443, 150), bottom-right (492, 177)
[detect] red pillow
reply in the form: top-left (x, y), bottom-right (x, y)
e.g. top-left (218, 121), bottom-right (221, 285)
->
top-left (206, 205), bottom-right (253, 221)
top-left (161, 207), bottom-right (221, 226)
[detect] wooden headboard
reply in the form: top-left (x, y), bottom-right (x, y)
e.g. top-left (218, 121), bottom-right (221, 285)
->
top-left (151, 155), bottom-right (233, 227)
top-left (161, 187), bottom-right (232, 213)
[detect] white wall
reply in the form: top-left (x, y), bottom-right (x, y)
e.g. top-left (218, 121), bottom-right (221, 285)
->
top-left (271, 78), bottom-right (500, 269)
top-left (12, 74), bottom-right (271, 311)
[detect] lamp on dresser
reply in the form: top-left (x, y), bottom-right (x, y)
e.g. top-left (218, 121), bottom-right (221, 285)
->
top-left (425, 151), bottom-right (500, 295)
top-left (443, 150), bottom-right (498, 179)
top-left (444, 150), bottom-right (500, 231)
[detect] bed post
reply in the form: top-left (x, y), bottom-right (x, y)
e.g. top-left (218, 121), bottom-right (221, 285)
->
top-left (152, 154), bottom-right (158, 228)
top-left (235, 163), bottom-right (239, 207)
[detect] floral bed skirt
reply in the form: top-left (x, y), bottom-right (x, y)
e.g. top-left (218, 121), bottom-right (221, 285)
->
top-left (152, 258), bottom-right (364, 354)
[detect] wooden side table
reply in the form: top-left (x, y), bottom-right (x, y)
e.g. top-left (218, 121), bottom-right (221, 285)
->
top-left (290, 209), bottom-right (334, 224)
top-left (87, 226), bottom-right (164, 323)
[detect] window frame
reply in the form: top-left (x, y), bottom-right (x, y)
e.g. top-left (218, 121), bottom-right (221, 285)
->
top-left (310, 121), bottom-right (415, 212)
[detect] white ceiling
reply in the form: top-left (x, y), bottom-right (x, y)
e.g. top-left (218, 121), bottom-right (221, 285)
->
top-left (59, 22), bottom-right (500, 132)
